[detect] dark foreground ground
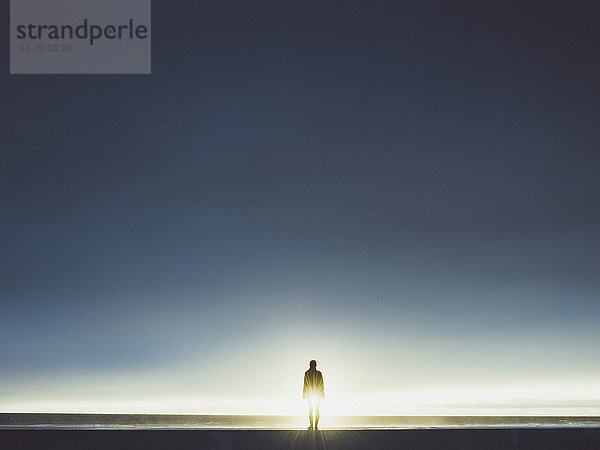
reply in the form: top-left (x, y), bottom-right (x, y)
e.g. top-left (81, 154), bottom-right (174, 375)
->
top-left (2, 428), bottom-right (600, 450)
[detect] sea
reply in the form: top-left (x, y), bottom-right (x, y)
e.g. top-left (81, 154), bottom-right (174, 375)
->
top-left (1, 414), bottom-right (599, 430)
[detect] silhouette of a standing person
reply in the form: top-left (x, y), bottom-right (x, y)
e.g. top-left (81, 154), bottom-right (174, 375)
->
top-left (302, 360), bottom-right (325, 430)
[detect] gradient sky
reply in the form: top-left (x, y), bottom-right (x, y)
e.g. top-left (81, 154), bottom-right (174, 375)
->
top-left (1, 1), bottom-right (599, 415)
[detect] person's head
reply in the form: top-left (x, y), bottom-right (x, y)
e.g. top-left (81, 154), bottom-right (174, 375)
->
top-left (309, 360), bottom-right (317, 370)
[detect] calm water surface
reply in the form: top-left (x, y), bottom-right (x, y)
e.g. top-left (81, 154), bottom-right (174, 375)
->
top-left (1, 414), bottom-right (599, 430)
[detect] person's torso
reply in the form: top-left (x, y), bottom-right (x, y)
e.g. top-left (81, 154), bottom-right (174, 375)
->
top-left (305, 370), bottom-right (322, 386)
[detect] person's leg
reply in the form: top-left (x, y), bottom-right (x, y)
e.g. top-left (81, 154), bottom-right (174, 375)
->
top-left (314, 399), bottom-right (320, 429)
top-left (308, 400), bottom-right (314, 429)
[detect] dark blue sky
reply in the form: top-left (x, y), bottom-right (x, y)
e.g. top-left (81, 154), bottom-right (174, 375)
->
top-left (1, 1), bottom-right (599, 413)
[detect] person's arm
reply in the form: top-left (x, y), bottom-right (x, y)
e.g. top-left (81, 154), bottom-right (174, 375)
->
top-left (302, 373), bottom-right (308, 399)
top-left (318, 372), bottom-right (325, 398)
